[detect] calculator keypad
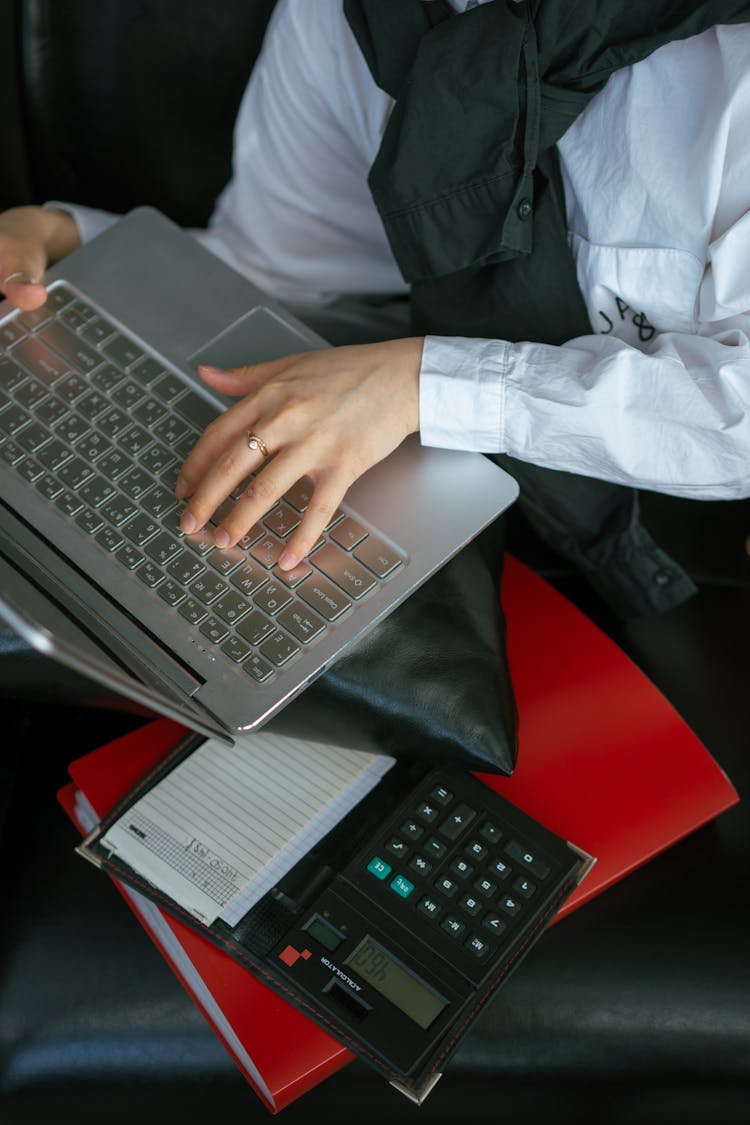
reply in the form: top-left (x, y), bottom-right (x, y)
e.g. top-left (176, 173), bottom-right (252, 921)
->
top-left (358, 776), bottom-right (555, 975)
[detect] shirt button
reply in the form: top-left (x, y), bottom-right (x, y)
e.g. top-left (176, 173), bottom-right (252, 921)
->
top-left (654, 569), bottom-right (672, 587)
top-left (516, 197), bottom-right (533, 220)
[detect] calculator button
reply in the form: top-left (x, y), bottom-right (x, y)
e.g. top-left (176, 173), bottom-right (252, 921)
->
top-left (459, 894), bottom-right (483, 917)
top-left (367, 857), bottom-right (392, 881)
top-left (418, 896), bottom-right (443, 921)
top-left (429, 784), bottom-right (453, 807)
top-left (441, 916), bottom-right (467, 939)
top-left (409, 855), bottom-right (433, 877)
top-left (474, 877), bottom-right (498, 898)
top-left (505, 840), bottom-right (550, 880)
top-left (390, 874), bottom-right (415, 899)
top-left (489, 858), bottom-right (512, 880)
top-left (483, 913), bottom-right (507, 936)
top-left (449, 858), bottom-right (474, 880)
top-left (479, 821), bottom-right (502, 844)
top-left (498, 895), bottom-right (522, 917)
top-left (438, 802), bottom-right (476, 841)
top-left (513, 877), bottom-right (536, 898)
top-left (400, 819), bottom-right (425, 842)
top-left (464, 840), bottom-right (488, 862)
top-left (424, 837), bottom-right (447, 860)
top-left (415, 801), bottom-right (439, 824)
top-left (385, 838), bottom-right (410, 860)
top-left (465, 935), bottom-right (492, 959)
top-left (435, 875), bottom-right (459, 898)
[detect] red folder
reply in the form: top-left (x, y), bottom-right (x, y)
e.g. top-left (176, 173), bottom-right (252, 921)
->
top-left (58, 555), bottom-right (739, 1112)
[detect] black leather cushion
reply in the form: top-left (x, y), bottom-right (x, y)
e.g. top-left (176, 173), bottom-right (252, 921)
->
top-left (19, 0), bottom-right (278, 224)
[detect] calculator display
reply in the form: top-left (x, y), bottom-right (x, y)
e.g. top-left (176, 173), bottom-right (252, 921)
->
top-left (346, 935), bottom-right (447, 1030)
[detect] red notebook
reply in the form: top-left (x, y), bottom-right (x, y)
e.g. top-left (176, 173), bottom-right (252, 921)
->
top-left (58, 555), bottom-right (739, 1112)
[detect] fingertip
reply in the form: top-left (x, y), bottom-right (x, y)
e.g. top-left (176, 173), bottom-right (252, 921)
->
top-left (7, 281), bottom-right (47, 311)
top-left (278, 549), bottom-right (299, 571)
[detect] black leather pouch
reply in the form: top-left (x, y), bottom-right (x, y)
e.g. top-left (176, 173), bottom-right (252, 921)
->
top-left (269, 519), bottom-right (518, 776)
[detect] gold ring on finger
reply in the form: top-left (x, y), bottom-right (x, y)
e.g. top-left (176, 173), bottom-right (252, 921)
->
top-left (247, 430), bottom-right (269, 458)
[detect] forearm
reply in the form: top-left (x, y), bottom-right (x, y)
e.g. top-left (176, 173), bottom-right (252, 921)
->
top-left (419, 328), bottom-right (750, 500)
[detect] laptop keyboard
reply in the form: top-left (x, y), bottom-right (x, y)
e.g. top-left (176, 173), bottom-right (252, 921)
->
top-left (0, 284), bottom-right (403, 684)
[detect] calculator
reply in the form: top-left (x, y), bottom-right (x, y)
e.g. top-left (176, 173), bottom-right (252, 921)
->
top-left (85, 746), bottom-right (593, 1104)
top-left (257, 765), bottom-right (594, 1102)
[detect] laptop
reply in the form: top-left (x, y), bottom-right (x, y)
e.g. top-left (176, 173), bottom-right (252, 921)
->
top-left (0, 206), bottom-right (518, 744)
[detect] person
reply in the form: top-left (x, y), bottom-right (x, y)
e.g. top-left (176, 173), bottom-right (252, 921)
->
top-left (1, 0), bottom-right (749, 593)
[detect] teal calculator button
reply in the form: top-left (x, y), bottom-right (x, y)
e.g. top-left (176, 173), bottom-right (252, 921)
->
top-left (367, 856), bottom-right (392, 880)
top-left (390, 874), bottom-right (415, 899)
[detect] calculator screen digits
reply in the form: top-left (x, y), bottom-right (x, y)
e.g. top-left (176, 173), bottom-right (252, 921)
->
top-left (346, 935), bottom-right (447, 1030)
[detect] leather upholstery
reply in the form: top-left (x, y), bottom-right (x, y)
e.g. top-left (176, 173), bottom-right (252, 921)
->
top-left (1, 3), bottom-right (749, 1122)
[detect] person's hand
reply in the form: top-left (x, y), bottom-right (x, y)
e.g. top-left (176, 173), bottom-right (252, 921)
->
top-left (176, 336), bottom-right (424, 570)
top-left (0, 206), bottom-right (80, 310)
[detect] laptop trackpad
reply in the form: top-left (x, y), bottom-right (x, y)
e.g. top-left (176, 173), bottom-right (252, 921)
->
top-left (188, 306), bottom-right (321, 371)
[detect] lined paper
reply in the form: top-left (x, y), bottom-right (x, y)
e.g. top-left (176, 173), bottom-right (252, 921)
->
top-left (99, 732), bottom-right (394, 925)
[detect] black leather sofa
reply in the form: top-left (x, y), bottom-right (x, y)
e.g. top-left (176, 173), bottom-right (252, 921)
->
top-left (2, 4), bottom-right (749, 1122)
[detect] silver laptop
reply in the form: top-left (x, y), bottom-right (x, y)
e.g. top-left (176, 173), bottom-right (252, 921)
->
top-left (0, 207), bottom-right (518, 743)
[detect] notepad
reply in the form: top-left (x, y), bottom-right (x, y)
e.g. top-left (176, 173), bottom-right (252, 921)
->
top-left (99, 732), bottom-right (394, 925)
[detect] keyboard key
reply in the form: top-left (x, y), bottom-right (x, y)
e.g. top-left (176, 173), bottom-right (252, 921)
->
top-left (236, 609), bottom-right (275, 646)
top-left (259, 629), bottom-right (300, 666)
top-left (409, 854), bottom-right (432, 877)
top-left (504, 840), bottom-right (550, 880)
top-left (243, 653), bottom-right (274, 683)
top-left (483, 914), bottom-right (507, 937)
top-left (102, 333), bottom-right (146, 370)
top-left (253, 581), bottom-right (293, 615)
top-left (439, 803), bottom-right (477, 841)
top-left (459, 894), bottom-right (483, 917)
top-left (152, 373), bottom-right (186, 403)
top-left (38, 321), bottom-right (100, 372)
top-left (418, 896), bottom-right (442, 921)
top-left (385, 837), bottom-right (409, 860)
top-left (512, 877), bottom-right (536, 899)
top-left (465, 935), bottom-right (491, 959)
top-left (389, 874), bottom-right (414, 899)
top-left (311, 541), bottom-right (376, 599)
top-left (174, 391), bottom-right (218, 429)
top-left (13, 336), bottom-right (67, 382)
top-left (116, 544), bottom-right (144, 570)
top-left (54, 372), bottom-right (90, 404)
top-left (179, 597), bottom-right (208, 626)
top-left (283, 476), bottom-right (313, 512)
top-left (220, 635), bottom-right (252, 664)
top-left (79, 475), bottom-right (117, 508)
top-left (263, 502), bottom-right (300, 539)
top-left (498, 894), bottom-right (521, 917)
top-left (441, 916), bottom-right (467, 939)
top-left (330, 516), bottom-right (367, 550)
top-left (111, 379), bottom-right (146, 411)
top-left (250, 534), bottom-right (284, 570)
top-left (200, 617), bottom-right (229, 644)
top-left (124, 514), bottom-right (161, 546)
top-left (276, 603), bottom-right (326, 644)
top-left (168, 555), bottom-right (204, 585)
top-left (145, 532), bottom-right (184, 566)
top-left (0, 319), bottom-right (26, 347)
top-left (157, 579), bottom-right (186, 606)
top-left (212, 592), bottom-right (252, 626)
top-left (298, 574), bottom-right (351, 621)
top-left (367, 857), bottom-right (392, 881)
top-left (136, 561), bottom-right (166, 589)
top-left (0, 357), bottom-right (28, 391)
top-left (230, 559), bottom-right (269, 596)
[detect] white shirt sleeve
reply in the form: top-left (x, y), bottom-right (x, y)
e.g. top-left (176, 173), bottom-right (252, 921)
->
top-left (420, 324), bottom-right (750, 500)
